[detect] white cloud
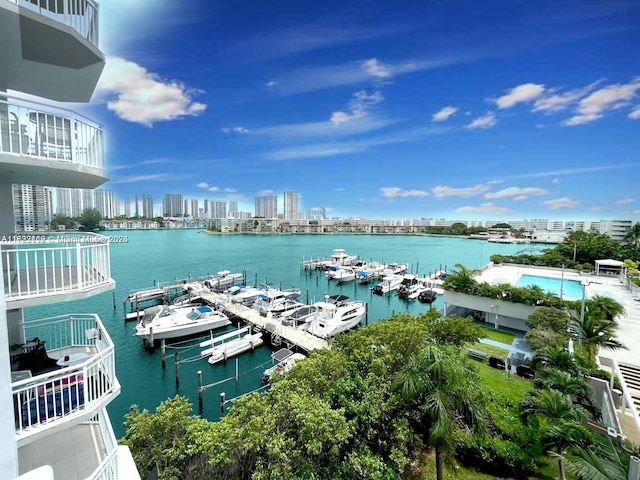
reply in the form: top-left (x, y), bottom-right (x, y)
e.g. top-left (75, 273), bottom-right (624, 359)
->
top-left (542, 197), bottom-right (579, 210)
top-left (465, 113), bottom-right (497, 130)
top-left (432, 106), bottom-right (458, 122)
top-left (208, 186), bottom-right (220, 192)
top-left (380, 187), bottom-right (429, 198)
top-left (362, 58), bottom-right (393, 79)
top-left (95, 57), bottom-right (206, 127)
top-left (111, 173), bottom-right (193, 184)
top-left (495, 83), bottom-right (545, 109)
top-left (197, 182), bottom-right (209, 189)
top-left (616, 198), bottom-right (634, 204)
top-left (485, 187), bottom-right (548, 201)
top-left (265, 80), bottom-right (281, 88)
top-left (563, 79), bottom-right (640, 126)
top-left (256, 190), bottom-right (275, 196)
top-left (456, 203), bottom-right (510, 215)
top-left (221, 126), bottom-right (249, 134)
top-left (330, 90), bottom-right (384, 125)
top-left (533, 81), bottom-right (603, 113)
top-left (629, 106), bottom-right (640, 120)
top-left (432, 184), bottom-right (492, 198)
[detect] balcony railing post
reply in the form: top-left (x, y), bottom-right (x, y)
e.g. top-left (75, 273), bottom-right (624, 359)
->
top-left (76, 242), bottom-right (83, 290)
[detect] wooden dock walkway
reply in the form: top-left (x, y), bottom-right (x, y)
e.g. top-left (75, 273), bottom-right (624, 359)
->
top-left (195, 288), bottom-right (328, 352)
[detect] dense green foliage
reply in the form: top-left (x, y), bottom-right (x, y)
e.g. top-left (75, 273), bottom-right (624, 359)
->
top-left (524, 308), bottom-right (570, 351)
top-left (122, 311), bottom-right (550, 479)
top-left (78, 207), bottom-right (103, 231)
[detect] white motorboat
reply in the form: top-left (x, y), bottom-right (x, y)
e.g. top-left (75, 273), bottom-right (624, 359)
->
top-left (300, 295), bottom-right (366, 338)
top-left (331, 266), bottom-right (357, 283)
top-left (252, 288), bottom-right (302, 316)
top-left (261, 351), bottom-right (306, 385)
top-left (125, 287), bottom-right (166, 304)
top-left (200, 327), bottom-right (264, 365)
top-left (371, 274), bottom-right (404, 295)
top-left (317, 248), bottom-right (358, 270)
top-left (227, 284), bottom-right (271, 306)
top-left (280, 304), bottom-right (319, 327)
top-left (135, 304), bottom-right (231, 340)
top-left (397, 274), bottom-right (421, 298)
top-left (203, 270), bottom-right (244, 291)
top-left (381, 262), bottom-right (409, 275)
top-left (355, 262), bottom-right (385, 284)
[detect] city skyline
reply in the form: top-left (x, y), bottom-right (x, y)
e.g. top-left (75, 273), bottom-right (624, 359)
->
top-left (80, 0), bottom-right (639, 220)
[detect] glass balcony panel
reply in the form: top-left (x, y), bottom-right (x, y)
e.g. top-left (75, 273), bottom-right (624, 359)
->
top-left (7, 0), bottom-right (99, 47)
top-left (0, 95), bottom-right (104, 169)
top-left (2, 233), bottom-right (112, 305)
top-left (11, 314), bottom-right (118, 442)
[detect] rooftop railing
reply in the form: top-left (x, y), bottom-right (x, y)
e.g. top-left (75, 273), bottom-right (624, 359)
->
top-left (2, 233), bottom-right (112, 307)
top-left (86, 410), bottom-right (119, 480)
top-left (8, 0), bottom-right (99, 46)
top-left (0, 94), bottom-right (104, 169)
top-left (12, 313), bottom-right (119, 443)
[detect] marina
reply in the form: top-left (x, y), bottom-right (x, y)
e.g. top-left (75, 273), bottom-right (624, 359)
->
top-left (23, 230), bottom-right (533, 438)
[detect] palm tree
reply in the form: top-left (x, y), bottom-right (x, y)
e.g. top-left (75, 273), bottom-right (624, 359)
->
top-left (393, 345), bottom-right (485, 480)
top-left (531, 346), bottom-right (581, 376)
top-left (563, 434), bottom-right (632, 480)
top-left (586, 296), bottom-right (626, 322)
top-left (521, 389), bottom-right (590, 480)
top-left (570, 311), bottom-right (626, 368)
top-left (623, 222), bottom-right (640, 247)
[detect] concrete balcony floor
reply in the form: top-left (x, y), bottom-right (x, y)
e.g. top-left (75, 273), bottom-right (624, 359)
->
top-left (18, 421), bottom-right (108, 479)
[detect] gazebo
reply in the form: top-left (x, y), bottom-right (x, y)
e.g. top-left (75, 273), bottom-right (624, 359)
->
top-left (594, 259), bottom-right (626, 277)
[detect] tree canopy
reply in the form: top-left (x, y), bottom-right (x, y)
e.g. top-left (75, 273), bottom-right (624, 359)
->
top-left (78, 207), bottom-right (103, 231)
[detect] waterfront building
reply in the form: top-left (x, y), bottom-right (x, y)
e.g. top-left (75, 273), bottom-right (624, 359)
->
top-left (162, 193), bottom-right (183, 217)
top-left (283, 191), bottom-right (299, 220)
top-left (228, 201), bottom-right (238, 218)
top-left (255, 195), bottom-right (277, 218)
top-left (142, 194), bottom-right (154, 218)
top-left (134, 195), bottom-right (139, 218)
top-left (599, 219), bottom-right (634, 242)
top-left (0, 1), bottom-right (139, 477)
top-left (124, 198), bottom-right (131, 218)
top-left (190, 199), bottom-right (199, 218)
top-left (306, 207), bottom-right (326, 221)
top-left (12, 185), bottom-right (53, 231)
top-left (209, 201), bottom-right (227, 219)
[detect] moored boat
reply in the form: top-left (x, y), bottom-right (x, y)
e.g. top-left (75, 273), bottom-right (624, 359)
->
top-left (260, 350), bottom-right (306, 385)
top-left (300, 295), bottom-right (366, 338)
top-left (135, 304), bottom-right (231, 340)
top-left (200, 327), bottom-right (264, 365)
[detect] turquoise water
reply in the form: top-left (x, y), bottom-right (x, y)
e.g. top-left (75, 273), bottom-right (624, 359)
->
top-left (25, 231), bottom-right (532, 437)
top-left (516, 274), bottom-right (584, 300)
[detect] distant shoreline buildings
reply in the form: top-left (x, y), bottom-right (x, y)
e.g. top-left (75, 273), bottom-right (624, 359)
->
top-left (10, 187), bottom-right (636, 243)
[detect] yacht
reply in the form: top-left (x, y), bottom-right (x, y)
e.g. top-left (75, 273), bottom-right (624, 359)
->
top-left (280, 304), bottom-right (320, 327)
top-left (331, 266), bottom-right (357, 283)
top-left (300, 295), bottom-right (366, 338)
top-left (200, 328), bottom-right (264, 365)
top-left (355, 262), bottom-right (385, 284)
top-left (203, 270), bottom-right (244, 291)
top-left (252, 288), bottom-right (302, 316)
top-left (397, 275), bottom-right (421, 298)
top-left (135, 305), bottom-right (231, 340)
top-left (316, 248), bottom-right (358, 270)
top-left (371, 274), bottom-right (404, 295)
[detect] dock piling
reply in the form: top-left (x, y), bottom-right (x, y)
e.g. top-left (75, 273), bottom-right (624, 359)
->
top-left (161, 339), bottom-right (166, 369)
top-left (197, 370), bottom-right (203, 415)
top-left (175, 352), bottom-right (180, 389)
top-left (149, 327), bottom-right (154, 348)
top-left (235, 358), bottom-right (239, 385)
top-left (220, 392), bottom-right (226, 417)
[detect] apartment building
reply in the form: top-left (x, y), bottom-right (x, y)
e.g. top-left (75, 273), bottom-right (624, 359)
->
top-left (0, 1), bottom-right (139, 478)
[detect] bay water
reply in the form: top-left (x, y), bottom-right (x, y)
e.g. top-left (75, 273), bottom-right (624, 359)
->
top-left (25, 230), bottom-right (533, 438)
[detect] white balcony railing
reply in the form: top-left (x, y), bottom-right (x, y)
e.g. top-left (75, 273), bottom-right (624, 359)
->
top-left (0, 94), bottom-right (104, 169)
top-left (12, 314), bottom-right (118, 442)
top-left (8, 0), bottom-right (99, 46)
top-left (2, 233), bottom-right (112, 306)
top-left (86, 410), bottom-right (119, 480)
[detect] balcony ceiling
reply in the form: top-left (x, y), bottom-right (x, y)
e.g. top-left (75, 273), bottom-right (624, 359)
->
top-left (0, 2), bottom-right (104, 102)
top-left (0, 154), bottom-right (109, 189)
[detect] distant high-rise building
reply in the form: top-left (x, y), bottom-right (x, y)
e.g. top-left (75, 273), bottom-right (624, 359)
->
top-left (228, 201), bottom-right (238, 218)
top-left (283, 191), bottom-right (299, 220)
top-left (203, 199), bottom-right (209, 214)
top-left (13, 185), bottom-right (53, 231)
top-left (94, 189), bottom-right (115, 219)
top-left (255, 195), bottom-right (277, 218)
top-left (142, 194), bottom-right (154, 218)
top-left (190, 199), bottom-right (199, 218)
top-left (124, 198), bottom-right (131, 218)
top-left (135, 195), bottom-right (140, 218)
top-left (306, 207), bottom-right (327, 220)
top-left (163, 193), bottom-right (184, 217)
top-left (210, 201), bottom-right (227, 219)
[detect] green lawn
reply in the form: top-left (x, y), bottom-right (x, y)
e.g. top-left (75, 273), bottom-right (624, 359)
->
top-left (468, 342), bottom-right (510, 360)
top-left (480, 326), bottom-right (516, 345)
top-left (417, 455), bottom-right (558, 480)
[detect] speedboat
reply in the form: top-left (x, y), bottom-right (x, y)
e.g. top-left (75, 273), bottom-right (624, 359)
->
top-left (227, 284), bottom-right (271, 306)
top-left (371, 274), bottom-right (404, 295)
top-left (200, 328), bottom-right (264, 365)
top-left (300, 295), bottom-right (366, 338)
top-left (252, 288), bottom-right (302, 316)
top-left (355, 262), bottom-right (385, 284)
top-left (280, 304), bottom-right (319, 327)
top-left (203, 270), bottom-right (244, 291)
top-left (381, 262), bottom-right (409, 275)
top-left (332, 266), bottom-right (357, 283)
top-left (316, 249), bottom-right (358, 270)
top-left (261, 352), bottom-right (306, 385)
top-left (125, 287), bottom-right (166, 304)
top-left (397, 275), bottom-right (420, 298)
top-left (135, 304), bottom-right (231, 340)
top-left (417, 289), bottom-right (437, 303)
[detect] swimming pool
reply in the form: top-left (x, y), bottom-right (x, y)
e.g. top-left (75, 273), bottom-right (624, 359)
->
top-left (515, 274), bottom-right (584, 300)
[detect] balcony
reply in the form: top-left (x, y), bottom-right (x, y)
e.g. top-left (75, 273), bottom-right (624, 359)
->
top-left (11, 313), bottom-right (120, 446)
top-left (2, 233), bottom-right (114, 309)
top-left (0, 0), bottom-right (104, 102)
top-left (0, 95), bottom-right (107, 188)
top-left (18, 409), bottom-right (141, 479)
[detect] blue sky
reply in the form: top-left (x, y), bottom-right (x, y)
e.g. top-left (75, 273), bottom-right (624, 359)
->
top-left (90, 0), bottom-right (640, 220)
